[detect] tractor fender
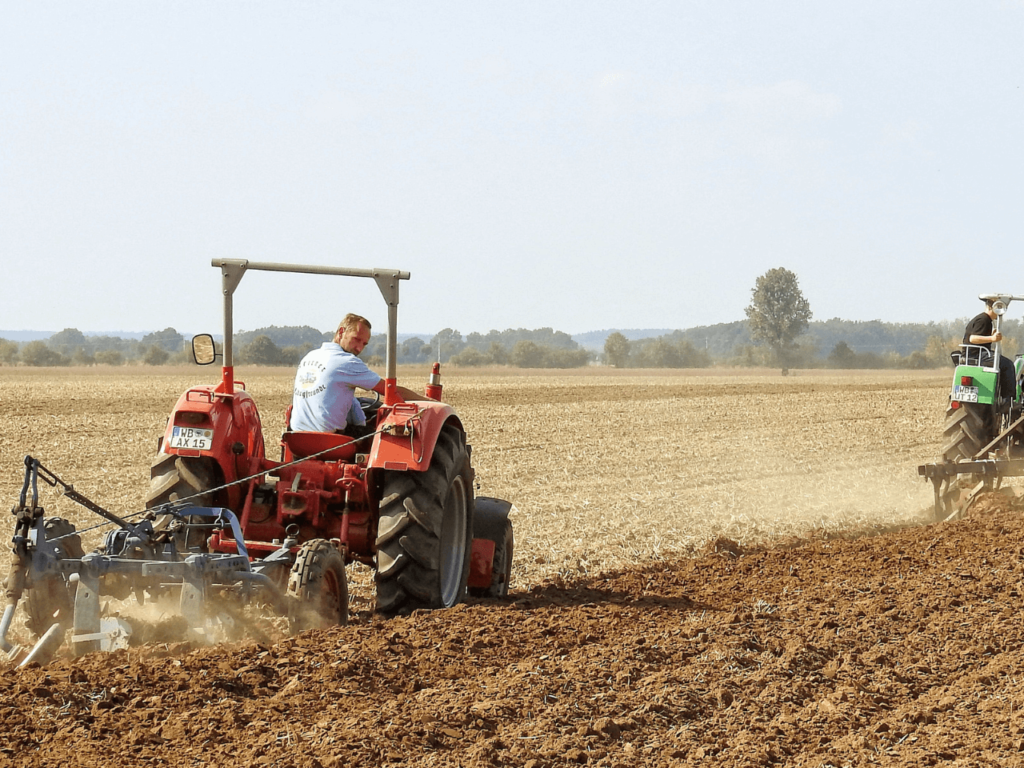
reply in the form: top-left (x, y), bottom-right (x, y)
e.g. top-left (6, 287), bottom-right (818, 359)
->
top-left (951, 364), bottom-right (998, 406)
top-left (158, 385), bottom-right (266, 509)
top-left (368, 401), bottom-right (463, 473)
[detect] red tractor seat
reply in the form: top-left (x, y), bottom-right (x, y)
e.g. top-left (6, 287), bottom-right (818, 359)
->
top-left (281, 431), bottom-right (357, 461)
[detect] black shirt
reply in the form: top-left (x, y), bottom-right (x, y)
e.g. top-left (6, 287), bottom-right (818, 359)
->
top-left (963, 312), bottom-right (994, 349)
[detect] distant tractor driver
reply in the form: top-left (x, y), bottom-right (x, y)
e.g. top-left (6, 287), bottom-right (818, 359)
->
top-left (963, 298), bottom-right (1016, 402)
top-left (290, 313), bottom-right (424, 435)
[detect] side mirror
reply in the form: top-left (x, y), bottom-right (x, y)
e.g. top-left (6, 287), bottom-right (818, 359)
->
top-left (192, 334), bottom-right (218, 365)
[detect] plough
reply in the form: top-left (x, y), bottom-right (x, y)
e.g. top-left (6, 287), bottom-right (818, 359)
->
top-left (3, 455), bottom-right (293, 667)
top-left (919, 412), bottom-right (1024, 522)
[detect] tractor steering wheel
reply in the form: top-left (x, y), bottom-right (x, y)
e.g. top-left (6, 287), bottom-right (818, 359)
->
top-left (358, 391), bottom-right (382, 416)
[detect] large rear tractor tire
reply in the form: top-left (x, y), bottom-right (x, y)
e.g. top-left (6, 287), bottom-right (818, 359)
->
top-left (942, 403), bottom-right (992, 462)
top-left (375, 425), bottom-right (474, 614)
top-left (24, 518), bottom-right (84, 639)
top-left (145, 453), bottom-right (223, 550)
top-left (286, 539), bottom-right (348, 631)
top-left (468, 498), bottom-right (514, 599)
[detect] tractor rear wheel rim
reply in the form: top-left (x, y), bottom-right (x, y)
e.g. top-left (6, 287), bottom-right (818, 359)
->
top-left (439, 475), bottom-right (468, 607)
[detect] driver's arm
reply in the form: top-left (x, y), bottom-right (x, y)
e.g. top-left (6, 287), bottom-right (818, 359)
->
top-left (369, 380), bottom-right (435, 402)
top-left (970, 332), bottom-right (1003, 344)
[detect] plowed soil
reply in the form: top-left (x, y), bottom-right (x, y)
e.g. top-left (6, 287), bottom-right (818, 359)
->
top-left (3, 368), bottom-right (1019, 766)
top-left (4, 493), bottom-right (1024, 767)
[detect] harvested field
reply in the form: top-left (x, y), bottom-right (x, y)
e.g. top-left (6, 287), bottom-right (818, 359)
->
top-left (6, 366), bottom-right (1024, 766)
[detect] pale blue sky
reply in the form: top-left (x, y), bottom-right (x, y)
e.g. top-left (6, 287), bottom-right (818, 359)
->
top-left (2, 2), bottom-right (1022, 336)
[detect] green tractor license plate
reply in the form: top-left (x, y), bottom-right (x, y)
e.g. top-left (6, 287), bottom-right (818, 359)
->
top-left (952, 385), bottom-right (979, 403)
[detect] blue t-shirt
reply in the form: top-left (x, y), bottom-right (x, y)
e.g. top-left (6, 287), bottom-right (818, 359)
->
top-left (290, 342), bottom-right (382, 432)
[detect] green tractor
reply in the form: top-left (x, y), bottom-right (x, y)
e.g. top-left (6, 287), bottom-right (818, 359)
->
top-left (943, 294), bottom-right (1024, 462)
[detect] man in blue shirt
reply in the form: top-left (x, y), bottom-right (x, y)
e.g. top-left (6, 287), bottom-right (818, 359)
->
top-left (290, 313), bottom-right (424, 434)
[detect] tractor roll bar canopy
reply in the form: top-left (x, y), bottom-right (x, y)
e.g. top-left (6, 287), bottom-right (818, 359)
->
top-left (211, 259), bottom-right (411, 399)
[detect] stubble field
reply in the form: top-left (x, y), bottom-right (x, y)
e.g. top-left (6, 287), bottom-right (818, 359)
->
top-left (0, 366), bottom-right (948, 589)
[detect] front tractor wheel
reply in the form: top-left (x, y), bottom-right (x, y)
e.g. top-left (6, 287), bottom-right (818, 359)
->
top-left (286, 539), bottom-right (348, 632)
top-left (942, 402), bottom-right (992, 462)
top-left (375, 425), bottom-right (474, 614)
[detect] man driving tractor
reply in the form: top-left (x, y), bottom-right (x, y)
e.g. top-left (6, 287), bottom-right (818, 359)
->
top-left (290, 313), bottom-right (426, 435)
top-left (963, 297), bottom-right (1016, 403)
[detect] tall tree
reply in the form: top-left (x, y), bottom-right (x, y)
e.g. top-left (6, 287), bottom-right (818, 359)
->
top-left (141, 327), bottom-right (185, 353)
top-left (603, 332), bottom-right (630, 368)
top-left (745, 267), bottom-right (812, 374)
top-left (244, 335), bottom-right (285, 365)
top-left (430, 329), bottom-right (465, 362)
top-left (48, 328), bottom-right (88, 357)
top-left (0, 339), bottom-right (18, 365)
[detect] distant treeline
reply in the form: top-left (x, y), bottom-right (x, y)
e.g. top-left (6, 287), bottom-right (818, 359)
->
top-left (0, 328), bottom-right (192, 367)
top-left (0, 317), bottom-right (998, 369)
top-left (0, 326), bottom-right (596, 369)
top-left (666, 317), bottom-right (1011, 370)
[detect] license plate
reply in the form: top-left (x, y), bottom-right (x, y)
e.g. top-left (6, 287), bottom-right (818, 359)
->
top-left (169, 426), bottom-right (214, 450)
top-left (952, 385), bottom-right (979, 403)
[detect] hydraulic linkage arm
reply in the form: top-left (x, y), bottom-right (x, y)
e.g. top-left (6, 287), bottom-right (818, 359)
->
top-left (14, 455), bottom-right (136, 535)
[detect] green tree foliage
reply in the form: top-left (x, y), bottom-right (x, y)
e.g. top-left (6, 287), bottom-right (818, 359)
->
top-left (87, 335), bottom-right (134, 357)
top-left (632, 339), bottom-right (682, 368)
top-left (48, 328), bottom-right (88, 357)
top-left (363, 334), bottom-right (388, 363)
top-left (143, 345), bottom-right (170, 365)
top-left (448, 347), bottom-right (490, 367)
top-left (464, 327), bottom-right (578, 352)
top-left (21, 341), bottom-right (68, 367)
top-left (0, 339), bottom-right (18, 365)
top-left (924, 335), bottom-right (958, 367)
top-left (241, 335), bottom-right (287, 366)
top-left (745, 267), bottom-right (812, 373)
top-left (234, 325), bottom-right (329, 348)
top-left (448, 340), bottom-right (589, 368)
top-left (827, 341), bottom-right (857, 369)
top-left (629, 336), bottom-right (711, 368)
top-left (279, 345), bottom-right (313, 366)
top-left (510, 340), bottom-right (546, 368)
top-left (72, 348), bottom-right (95, 366)
top-left (543, 348), bottom-right (591, 368)
top-left (430, 329), bottom-right (466, 362)
top-left (94, 349), bottom-right (124, 366)
top-left (604, 332), bottom-right (630, 368)
top-left (400, 337), bottom-right (430, 364)
top-left (141, 328), bottom-right (185, 353)
top-left (487, 342), bottom-right (509, 366)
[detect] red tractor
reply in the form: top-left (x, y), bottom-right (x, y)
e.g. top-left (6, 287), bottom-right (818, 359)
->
top-left (144, 259), bottom-right (514, 627)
